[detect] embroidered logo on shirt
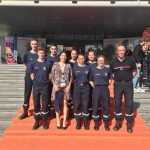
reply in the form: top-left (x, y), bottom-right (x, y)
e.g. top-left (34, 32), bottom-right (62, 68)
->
top-left (105, 73), bottom-right (108, 76)
top-left (43, 67), bottom-right (46, 71)
top-left (96, 74), bottom-right (100, 76)
top-left (85, 71), bottom-right (88, 74)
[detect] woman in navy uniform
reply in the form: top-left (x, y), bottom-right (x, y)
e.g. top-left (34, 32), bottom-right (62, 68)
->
top-left (89, 56), bottom-right (112, 131)
top-left (86, 49), bottom-right (97, 119)
top-left (73, 54), bottom-right (90, 130)
top-left (68, 49), bottom-right (78, 118)
top-left (19, 39), bottom-right (38, 120)
top-left (30, 47), bottom-right (52, 130)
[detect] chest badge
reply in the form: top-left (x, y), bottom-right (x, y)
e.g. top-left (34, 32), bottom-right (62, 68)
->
top-left (85, 71), bottom-right (88, 74)
top-left (105, 73), bottom-right (108, 76)
top-left (43, 67), bottom-right (46, 71)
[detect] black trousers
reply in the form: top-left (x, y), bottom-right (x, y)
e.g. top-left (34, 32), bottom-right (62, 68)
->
top-left (114, 81), bottom-right (134, 122)
top-left (33, 84), bottom-right (50, 121)
top-left (73, 84), bottom-right (89, 119)
top-left (147, 63), bottom-right (150, 87)
top-left (92, 85), bottom-right (110, 122)
top-left (23, 73), bottom-right (33, 111)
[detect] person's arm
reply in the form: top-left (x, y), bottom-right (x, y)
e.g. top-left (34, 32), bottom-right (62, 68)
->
top-left (23, 53), bottom-right (28, 71)
top-left (89, 68), bottom-right (94, 88)
top-left (50, 63), bottom-right (59, 91)
top-left (132, 58), bottom-right (137, 78)
top-left (29, 63), bottom-right (34, 80)
top-left (64, 64), bottom-right (72, 93)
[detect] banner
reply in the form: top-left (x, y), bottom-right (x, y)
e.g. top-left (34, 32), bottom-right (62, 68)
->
top-left (5, 36), bottom-right (17, 64)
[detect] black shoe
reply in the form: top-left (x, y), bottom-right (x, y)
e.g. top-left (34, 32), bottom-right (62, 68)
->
top-left (127, 123), bottom-right (133, 133)
top-left (32, 120), bottom-right (40, 130)
top-left (19, 112), bottom-right (28, 120)
top-left (76, 121), bottom-right (81, 130)
top-left (84, 119), bottom-right (89, 130)
top-left (104, 122), bottom-right (110, 131)
top-left (57, 126), bottom-right (61, 129)
top-left (113, 121), bottom-right (121, 131)
top-left (62, 126), bottom-right (67, 130)
top-left (94, 121), bottom-right (99, 131)
top-left (43, 121), bottom-right (49, 130)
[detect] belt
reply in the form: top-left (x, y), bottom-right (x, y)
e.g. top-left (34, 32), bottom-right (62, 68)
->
top-left (115, 80), bottom-right (132, 83)
top-left (75, 83), bottom-right (88, 86)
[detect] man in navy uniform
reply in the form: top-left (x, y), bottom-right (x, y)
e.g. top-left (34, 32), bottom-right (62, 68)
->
top-left (110, 45), bottom-right (136, 133)
top-left (46, 43), bottom-right (58, 117)
top-left (30, 47), bottom-right (52, 130)
top-left (19, 39), bottom-right (38, 120)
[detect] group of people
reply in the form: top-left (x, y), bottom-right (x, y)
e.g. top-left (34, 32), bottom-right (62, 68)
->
top-left (19, 38), bottom-right (148, 133)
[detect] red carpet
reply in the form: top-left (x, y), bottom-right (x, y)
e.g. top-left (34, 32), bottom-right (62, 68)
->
top-left (0, 83), bottom-right (150, 150)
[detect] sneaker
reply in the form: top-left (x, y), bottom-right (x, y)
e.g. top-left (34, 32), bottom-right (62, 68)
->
top-left (32, 120), bottom-right (40, 130)
top-left (137, 88), bottom-right (145, 93)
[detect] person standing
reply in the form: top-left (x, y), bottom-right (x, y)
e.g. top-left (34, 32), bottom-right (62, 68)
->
top-left (132, 38), bottom-right (146, 93)
top-left (110, 45), bottom-right (136, 133)
top-left (46, 43), bottom-right (58, 117)
top-left (51, 51), bottom-right (72, 129)
top-left (19, 39), bottom-right (38, 120)
top-left (85, 49), bottom-right (97, 119)
top-left (30, 47), bottom-right (52, 130)
top-left (89, 56), bottom-right (112, 131)
top-left (73, 54), bottom-right (90, 130)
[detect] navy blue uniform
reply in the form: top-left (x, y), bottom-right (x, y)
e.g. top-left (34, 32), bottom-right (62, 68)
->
top-left (23, 51), bottom-right (38, 112)
top-left (147, 49), bottom-right (150, 87)
top-left (110, 56), bottom-right (136, 122)
top-left (30, 60), bottom-right (52, 121)
top-left (90, 66), bottom-right (111, 122)
top-left (85, 61), bottom-right (97, 117)
top-left (73, 64), bottom-right (90, 120)
top-left (46, 55), bottom-right (58, 64)
top-left (46, 55), bottom-right (58, 112)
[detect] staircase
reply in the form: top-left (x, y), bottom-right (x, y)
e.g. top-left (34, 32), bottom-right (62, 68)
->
top-left (134, 87), bottom-right (150, 128)
top-left (0, 64), bottom-right (24, 138)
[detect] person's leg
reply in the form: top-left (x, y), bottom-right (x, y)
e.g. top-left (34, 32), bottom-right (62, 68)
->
top-left (133, 65), bottom-right (141, 89)
top-left (101, 86), bottom-right (110, 131)
top-left (124, 81), bottom-right (134, 133)
top-left (73, 85), bottom-right (82, 129)
top-left (41, 86), bottom-right (50, 130)
top-left (62, 99), bottom-right (68, 129)
top-left (113, 82), bottom-right (123, 131)
top-left (32, 86), bottom-right (41, 130)
top-left (82, 85), bottom-right (90, 130)
top-left (19, 74), bottom-right (32, 120)
top-left (92, 86), bottom-right (100, 131)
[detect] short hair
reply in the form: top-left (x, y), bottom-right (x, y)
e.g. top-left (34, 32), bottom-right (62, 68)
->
top-left (38, 47), bottom-right (45, 53)
top-left (139, 38), bottom-right (146, 43)
top-left (116, 44), bottom-right (126, 51)
top-left (30, 38), bottom-right (38, 44)
top-left (50, 43), bottom-right (57, 49)
top-left (71, 49), bottom-right (78, 54)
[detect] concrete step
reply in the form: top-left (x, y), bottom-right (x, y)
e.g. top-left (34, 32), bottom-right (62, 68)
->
top-left (0, 88), bottom-right (24, 91)
top-left (0, 83), bottom-right (24, 87)
top-left (0, 77), bottom-right (24, 80)
top-left (0, 95), bottom-right (24, 98)
top-left (0, 80), bottom-right (24, 83)
top-left (0, 104), bottom-right (22, 110)
top-left (0, 114), bottom-right (16, 121)
top-left (0, 75), bottom-right (24, 78)
top-left (0, 101), bottom-right (23, 104)
top-left (134, 93), bottom-right (150, 99)
top-left (0, 97), bottom-right (24, 102)
top-left (0, 91), bottom-right (24, 95)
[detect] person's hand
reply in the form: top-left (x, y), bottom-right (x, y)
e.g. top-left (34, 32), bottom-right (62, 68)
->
top-left (54, 84), bottom-right (59, 91)
top-left (64, 85), bottom-right (70, 93)
top-left (137, 63), bottom-right (142, 68)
